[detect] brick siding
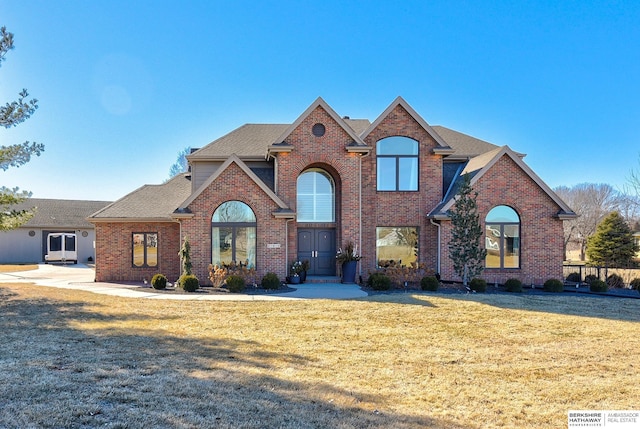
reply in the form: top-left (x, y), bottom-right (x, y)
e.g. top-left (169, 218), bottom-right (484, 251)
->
top-left (94, 101), bottom-right (568, 287)
top-left (94, 222), bottom-right (180, 282)
top-left (439, 154), bottom-right (566, 285)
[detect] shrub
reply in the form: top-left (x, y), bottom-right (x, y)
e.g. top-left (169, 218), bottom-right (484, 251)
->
top-left (504, 278), bottom-right (523, 293)
top-left (584, 274), bottom-right (598, 285)
top-left (225, 275), bottom-right (246, 293)
top-left (590, 279), bottom-right (608, 293)
top-left (261, 272), bottom-right (280, 290)
top-left (565, 272), bottom-right (581, 282)
top-left (543, 278), bottom-right (564, 293)
top-left (606, 273), bottom-right (624, 289)
top-left (368, 272), bottom-right (391, 291)
top-left (376, 260), bottom-right (434, 289)
top-left (469, 278), bottom-right (487, 293)
top-left (179, 274), bottom-right (199, 292)
top-left (630, 278), bottom-right (640, 291)
top-left (208, 262), bottom-right (257, 288)
top-left (420, 276), bottom-right (439, 291)
top-left (151, 274), bottom-right (167, 290)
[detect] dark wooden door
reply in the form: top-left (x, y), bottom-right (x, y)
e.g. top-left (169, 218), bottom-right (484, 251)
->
top-left (297, 228), bottom-right (335, 276)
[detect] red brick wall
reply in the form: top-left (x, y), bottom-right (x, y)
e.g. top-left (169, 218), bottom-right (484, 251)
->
top-left (181, 162), bottom-right (288, 283)
top-left (439, 154), bottom-right (566, 285)
top-left (361, 105), bottom-right (442, 275)
top-left (94, 101), bottom-right (566, 287)
top-left (275, 106), bottom-right (363, 270)
top-left (94, 222), bottom-right (180, 282)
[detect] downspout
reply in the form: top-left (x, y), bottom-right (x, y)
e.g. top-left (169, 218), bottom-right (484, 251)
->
top-left (176, 218), bottom-right (183, 284)
top-left (285, 218), bottom-right (294, 277)
top-left (430, 218), bottom-right (441, 275)
top-left (359, 151), bottom-right (371, 278)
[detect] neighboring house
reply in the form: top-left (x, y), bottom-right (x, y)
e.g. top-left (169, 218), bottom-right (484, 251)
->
top-left (635, 232), bottom-right (640, 260)
top-left (88, 97), bottom-right (576, 285)
top-left (0, 199), bottom-right (111, 264)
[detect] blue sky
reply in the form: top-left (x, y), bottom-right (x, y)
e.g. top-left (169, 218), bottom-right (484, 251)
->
top-left (2, 0), bottom-right (639, 201)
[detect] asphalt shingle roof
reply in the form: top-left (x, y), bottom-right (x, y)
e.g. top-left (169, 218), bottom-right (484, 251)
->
top-left (189, 124), bottom-right (290, 159)
top-left (10, 199), bottom-right (111, 228)
top-left (431, 126), bottom-right (501, 158)
top-left (89, 174), bottom-right (192, 220)
top-left (188, 122), bottom-right (500, 161)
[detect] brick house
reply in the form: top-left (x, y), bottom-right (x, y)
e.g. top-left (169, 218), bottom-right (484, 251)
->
top-left (88, 97), bottom-right (576, 285)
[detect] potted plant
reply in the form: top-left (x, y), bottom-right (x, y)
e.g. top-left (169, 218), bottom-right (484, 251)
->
top-left (336, 241), bottom-right (362, 283)
top-left (287, 260), bottom-right (303, 284)
top-left (300, 259), bottom-right (310, 282)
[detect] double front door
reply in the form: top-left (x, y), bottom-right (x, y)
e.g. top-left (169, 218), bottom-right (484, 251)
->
top-left (297, 228), bottom-right (335, 276)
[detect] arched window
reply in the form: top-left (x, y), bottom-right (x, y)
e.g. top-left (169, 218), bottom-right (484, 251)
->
top-left (485, 206), bottom-right (520, 269)
top-left (376, 136), bottom-right (419, 191)
top-left (212, 201), bottom-right (256, 268)
top-left (297, 169), bottom-right (335, 222)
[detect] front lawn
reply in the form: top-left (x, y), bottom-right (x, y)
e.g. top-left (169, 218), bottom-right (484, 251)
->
top-left (0, 284), bottom-right (638, 428)
top-left (0, 264), bottom-right (38, 273)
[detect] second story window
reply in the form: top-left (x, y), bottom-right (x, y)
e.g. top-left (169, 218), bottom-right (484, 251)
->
top-left (376, 136), bottom-right (419, 191)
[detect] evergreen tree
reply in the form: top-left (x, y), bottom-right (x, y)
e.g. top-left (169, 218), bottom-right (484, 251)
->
top-left (586, 211), bottom-right (638, 267)
top-left (448, 174), bottom-right (486, 285)
top-left (0, 26), bottom-right (44, 231)
top-left (179, 236), bottom-right (192, 276)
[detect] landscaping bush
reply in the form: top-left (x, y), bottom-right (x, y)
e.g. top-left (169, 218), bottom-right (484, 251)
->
top-left (420, 276), bottom-right (439, 291)
top-left (565, 272), bottom-right (581, 282)
top-left (584, 274), bottom-right (598, 285)
top-left (179, 274), bottom-right (199, 292)
top-left (151, 273), bottom-right (167, 290)
top-left (368, 272), bottom-right (391, 291)
top-left (469, 278), bottom-right (487, 293)
top-left (261, 272), bottom-right (280, 290)
top-left (630, 278), bottom-right (640, 291)
top-left (590, 279), bottom-right (608, 293)
top-left (225, 275), bottom-right (246, 293)
top-left (606, 273), bottom-right (624, 289)
top-left (543, 278), bottom-right (564, 293)
top-left (504, 278), bottom-right (523, 293)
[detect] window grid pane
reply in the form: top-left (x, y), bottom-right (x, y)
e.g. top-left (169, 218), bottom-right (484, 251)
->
top-left (376, 137), bottom-right (419, 191)
top-left (376, 227), bottom-right (418, 267)
top-left (485, 204), bottom-right (521, 269)
top-left (297, 170), bottom-right (335, 222)
top-left (133, 233), bottom-right (158, 268)
top-left (212, 202), bottom-right (257, 268)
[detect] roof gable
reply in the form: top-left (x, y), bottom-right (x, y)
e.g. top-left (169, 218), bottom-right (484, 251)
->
top-left (362, 96), bottom-right (454, 154)
top-left (272, 97), bottom-right (367, 147)
top-left (177, 154), bottom-right (291, 214)
top-left (433, 146), bottom-right (576, 218)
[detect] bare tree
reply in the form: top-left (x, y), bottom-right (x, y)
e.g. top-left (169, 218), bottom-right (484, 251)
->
top-left (554, 183), bottom-right (622, 261)
top-left (622, 154), bottom-right (640, 226)
top-left (168, 146), bottom-right (191, 178)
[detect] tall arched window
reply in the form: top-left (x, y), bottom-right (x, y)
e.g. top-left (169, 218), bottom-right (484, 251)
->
top-left (212, 201), bottom-right (256, 267)
top-left (376, 136), bottom-right (419, 191)
top-left (297, 169), bottom-right (335, 222)
top-left (485, 206), bottom-right (520, 269)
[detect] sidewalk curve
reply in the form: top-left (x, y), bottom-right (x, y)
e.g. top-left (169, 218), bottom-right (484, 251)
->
top-left (0, 264), bottom-right (368, 301)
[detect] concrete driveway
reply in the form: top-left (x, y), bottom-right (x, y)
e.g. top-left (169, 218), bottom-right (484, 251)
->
top-left (0, 264), bottom-right (368, 301)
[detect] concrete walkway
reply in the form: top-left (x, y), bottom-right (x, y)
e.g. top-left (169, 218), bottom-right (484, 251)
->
top-left (0, 264), bottom-right (368, 301)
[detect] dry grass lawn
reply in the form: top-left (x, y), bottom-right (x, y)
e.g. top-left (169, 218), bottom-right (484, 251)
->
top-left (1, 283), bottom-right (638, 428)
top-left (0, 264), bottom-right (38, 273)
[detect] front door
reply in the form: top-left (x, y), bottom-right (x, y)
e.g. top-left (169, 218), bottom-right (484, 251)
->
top-left (297, 228), bottom-right (335, 276)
